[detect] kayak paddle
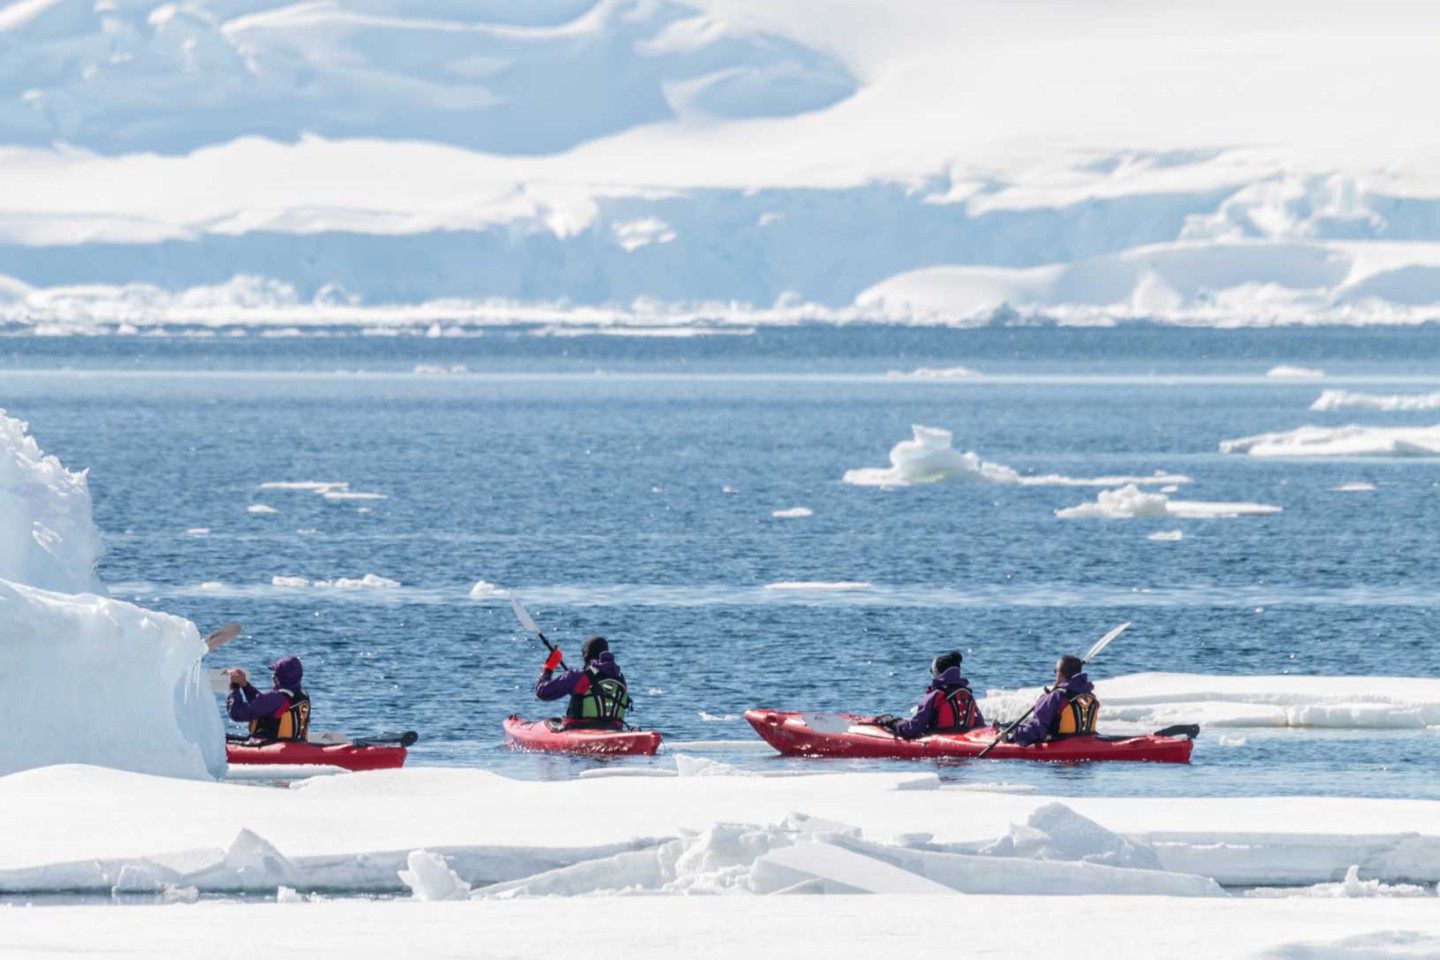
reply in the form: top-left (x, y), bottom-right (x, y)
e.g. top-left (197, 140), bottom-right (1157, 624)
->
top-left (203, 622), bottom-right (243, 653)
top-left (975, 621), bottom-right (1130, 759)
top-left (511, 594), bottom-right (567, 671)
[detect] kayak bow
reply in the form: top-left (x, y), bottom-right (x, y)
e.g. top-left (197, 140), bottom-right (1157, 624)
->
top-left (503, 715), bottom-right (662, 756)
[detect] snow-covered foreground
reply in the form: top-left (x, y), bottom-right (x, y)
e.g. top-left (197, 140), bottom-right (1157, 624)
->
top-left (6, 897), bottom-right (1440, 960)
top-left (2, 1), bottom-right (1440, 326)
top-left (4, 764), bottom-right (1440, 899)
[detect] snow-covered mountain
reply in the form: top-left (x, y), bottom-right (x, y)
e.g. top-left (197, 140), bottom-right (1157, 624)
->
top-left (2, 0), bottom-right (1439, 327)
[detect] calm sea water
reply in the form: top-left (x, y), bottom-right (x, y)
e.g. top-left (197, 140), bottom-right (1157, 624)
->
top-left (4, 325), bottom-right (1439, 798)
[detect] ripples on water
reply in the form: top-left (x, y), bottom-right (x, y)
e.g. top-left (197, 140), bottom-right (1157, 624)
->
top-left (5, 325), bottom-right (1439, 798)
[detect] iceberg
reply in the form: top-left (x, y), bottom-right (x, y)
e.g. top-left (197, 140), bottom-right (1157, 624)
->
top-left (0, 411), bottom-right (224, 779)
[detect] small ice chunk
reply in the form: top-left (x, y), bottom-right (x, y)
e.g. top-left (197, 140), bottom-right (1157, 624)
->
top-left (1219, 735), bottom-right (1247, 747)
top-left (398, 850), bottom-right (470, 901)
top-left (322, 491), bottom-right (387, 501)
top-left (764, 581), bottom-right (871, 591)
top-left (1057, 485), bottom-right (1280, 520)
top-left (771, 507), bottom-right (813, 518)
top-left (330, 574), bottom-right (400, 589)
top-left (247, 504), bottom-right (278, 514)
top-left (199, 581), bottom-right (224, 590)
top-left (885, 366), bottom-right (979, 379)
top-left (272, 576), bottom-right (309, 587)
top-left (1221, 425), bottom-right (1440, 458)
top-left (1331, 482), bottom-right (1377, 492)
top-left (1312, 390), bottom-right (1440, 412)
top-left (468, 580), bottom-right (507, 599)
top-left (276, 885), bottom-right (303, 903)
top-left (186, 528), bottom-right (210, 536)
top-left (259, 482), bottom-right (348, 492)
top-left (1266, 365), bottom-right (1324, 378)
top-left (1148, 530), bottom-right (1184, 541)
top-left (1245, 865), bottom-right (1430, 899)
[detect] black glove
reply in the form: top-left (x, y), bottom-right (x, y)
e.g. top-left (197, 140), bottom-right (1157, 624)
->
top-left (872, 715), bottom-right (899, 732)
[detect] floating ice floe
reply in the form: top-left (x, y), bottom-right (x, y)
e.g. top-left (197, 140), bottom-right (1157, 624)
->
top-left (399, 850), bottom-right (471, 901)
top-left (1147, 530), bottom-right (1184, 541)
top-left (1311, 390), bottom-right (1440, 411)
top-left (1220, 425), bottom-right (1440, 457)
top-left (323, 491), bottom-right (387, 501)
top-left (270, 574), bottom-right (400, 589)
top-left (185, 527), bottom-right (209, 536)
top-left (1266, 365), bottom-right (1325, 378)
top-left (1331, 482), bottom-right (1377, 492)
top-left (468, 580), bottom-right (508, 599)
top-left (247, 504), bottom-right (278, 514)
top-left (259, 481), bottom-right (387, 501)
top-left (412, 364), bottom-right (469, 375)
top-left (764, 581), bottom-right (872, 591)
top-left (981, 672), bottom-right (1440, 731)
top-left (843, 425), bottom-right (1190, 489)
top-left (884, 367), bottom-right (979, 379)
top-left (771, 507), bottom-right (813, 518)
top-left (1056, 485), bottom-right (1280, 520)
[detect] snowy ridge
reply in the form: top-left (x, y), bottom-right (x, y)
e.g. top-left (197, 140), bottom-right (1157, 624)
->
top-left (1, 2), bottom-right (1439, 325)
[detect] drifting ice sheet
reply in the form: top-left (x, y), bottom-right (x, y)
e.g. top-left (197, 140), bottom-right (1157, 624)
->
top-left (1055, 485), bottom-right (1281, 519)
top-left (843, 426), bottom-right (1189, 489)
top-left (1311, 390), bottom-right (1440, 412)
top-left (1220, 425), bottom-right (1440, 457)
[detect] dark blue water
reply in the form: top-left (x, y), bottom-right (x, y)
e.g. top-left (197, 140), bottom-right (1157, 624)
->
top-left (4, 325), bottom-right (1439, 798)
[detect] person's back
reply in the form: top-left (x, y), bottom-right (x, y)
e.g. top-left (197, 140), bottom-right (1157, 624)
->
top-left (1009, 655), bottom-right (1098, 746)
top-left (535, 636), bottom-right (631, 728)
top-left (226, 656), bottom-right (311, 742)
top-left (885, 651), bottom-right (985, 740)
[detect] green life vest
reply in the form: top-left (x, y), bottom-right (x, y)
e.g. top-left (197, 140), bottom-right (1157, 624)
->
top-left (566, 667), bottom-right (630, 725)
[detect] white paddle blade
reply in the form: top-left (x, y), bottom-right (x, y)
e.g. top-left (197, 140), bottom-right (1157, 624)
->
top-left (1083, 621), bottom-right (1130, 663)
top-left (208, 668), bottom-right (231, 693)
top-left (510, 595), bottom-right (541, 636)
top-left (203, 622), bottom-right (242, 653)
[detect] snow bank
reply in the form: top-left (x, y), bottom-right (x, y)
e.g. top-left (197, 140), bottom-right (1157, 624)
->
top-left (843, 426), bottom-right (1189, 489)
top-left (6, 765), bottom-right (1440, 897)
top-left (981, 673), bottom-right (1440, 732)
top-left (1055, 485), bottom-right (1281, 520)
top-left (1312, 391), bottom-right (1440, 412)
top-left (1266, 365), bottom-right (1326, 379)
top-left (1220, 425), bottom-right (1440, 457)
top-left (1246, 865), bottom-right (1432, 899)
top-left (0, 412), bottom-right (224, 779)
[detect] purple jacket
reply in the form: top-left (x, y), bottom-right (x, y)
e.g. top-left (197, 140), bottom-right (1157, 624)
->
top-left (536, 651), bottom-right (624, 701)
top-left (893, 667), bottom-right (985, 740)
top-left (227, 658), bottom-right (303, 724)
top-left (1010, 672), bottom-right (1095, 746)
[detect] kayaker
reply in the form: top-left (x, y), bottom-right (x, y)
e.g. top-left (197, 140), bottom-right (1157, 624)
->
top-left (535, 636), bottom-right (632, 728)
top-left (226, 656), bottom-right (311, 742)
top-left (875, 650), bottom-right (984, 739)
top-left (1005, 654), bottom-right (1098, 746)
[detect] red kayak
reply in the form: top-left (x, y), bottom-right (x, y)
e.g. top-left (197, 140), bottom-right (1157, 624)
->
top-left (745, 710), bottom-right (1194, 764)
top-left (226, 732), bottom-right (415, 772)
top-left (504, 716), bottom-right (662, 756)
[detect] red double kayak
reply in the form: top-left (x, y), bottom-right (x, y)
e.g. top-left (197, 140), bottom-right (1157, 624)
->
top-left (226, 732), bottom-right (416, 772)
top-left (745, 710), bottom-right (1194, 764)
top-left (503, 716), bottom-right (662, 756)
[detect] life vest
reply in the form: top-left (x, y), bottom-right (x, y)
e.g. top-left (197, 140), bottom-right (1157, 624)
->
top-left (1052, 691), bottom-right (1099, 738)
top-left (931, 685), bottom-right (980, 733)
top-left (248, 688), bottom-right (311, 742)
top-left (565, 667), bottom-right (630, 726)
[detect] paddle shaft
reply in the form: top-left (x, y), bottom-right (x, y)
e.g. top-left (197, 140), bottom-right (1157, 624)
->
top-left (510, 596), bottom-right (568, 671)
top-left (975, 622), bottom-right (1130, 759)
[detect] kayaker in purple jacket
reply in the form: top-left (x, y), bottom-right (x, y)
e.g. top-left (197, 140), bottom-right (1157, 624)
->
top-left (875, 651), bottom-right (985, 740)
top-left (536, 636), bottom-right (632, 727)
top-left (1007, 655), bottom-right (1099, 746)
top-left (226, 656), bottom-right (311, 741)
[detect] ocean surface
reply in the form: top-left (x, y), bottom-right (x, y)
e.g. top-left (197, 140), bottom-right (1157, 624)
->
top-left (4, 324), bottom-right (1439, 798)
